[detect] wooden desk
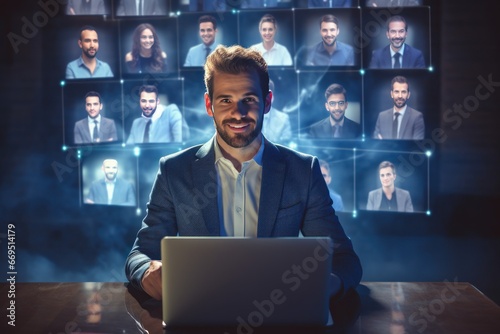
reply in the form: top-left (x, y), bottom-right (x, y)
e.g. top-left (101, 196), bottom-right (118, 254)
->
top-left (1, 282), bottom-right (499, 333)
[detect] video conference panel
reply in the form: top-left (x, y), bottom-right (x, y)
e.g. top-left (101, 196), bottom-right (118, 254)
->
top-left (54, 0), bottom-right (436, 217)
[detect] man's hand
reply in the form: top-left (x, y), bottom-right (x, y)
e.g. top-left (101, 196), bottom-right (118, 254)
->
top-left (141, 260), bottom-right (163, 300)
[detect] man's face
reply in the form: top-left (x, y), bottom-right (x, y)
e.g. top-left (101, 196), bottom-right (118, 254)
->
top-left (390, 82), bottom-right (410, 109)
top-left (85, 96), bottom-right (102, 119)
top-left (260, 22), bottom-right (276, 43)
top-left (199, 22), bottom-right (216, 46)
top-left (79, 29), bottom-right (99, 58)
top-left (321, 166), bottom-right (331, 186)
top-left (386, 21), bottom-right (407, 50)
top-left (325, 93), bottom-right (348, 122)
top-left (379, 166), bottom-right (396, 188)
top-left (102, 160), bottom-right (118, 182)
top-left (320, 21), bottom-right (339, 47)
top-left (140, 28), bottom-right (155, 50)
top-left (205, 70), bottom-right (271, 148)
top-left (139, 91), bottom-right (159, 117)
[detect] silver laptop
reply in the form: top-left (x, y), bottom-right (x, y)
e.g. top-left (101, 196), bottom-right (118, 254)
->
top-left (161, 236), bottom-right (333, 328)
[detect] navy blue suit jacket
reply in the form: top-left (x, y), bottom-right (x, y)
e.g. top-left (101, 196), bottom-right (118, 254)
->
top-left (125, 137), bottom-right (362, 297)
top-left (369, 44), bottom-right (426, 69)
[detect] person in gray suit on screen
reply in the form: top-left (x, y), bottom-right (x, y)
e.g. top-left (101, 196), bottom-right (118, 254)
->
top-left (74, 91), bottom-right (117, 144)
top-left (373, 75), bottom-right (424, 140)
top-left (366, 160), bottom-right (413, 212)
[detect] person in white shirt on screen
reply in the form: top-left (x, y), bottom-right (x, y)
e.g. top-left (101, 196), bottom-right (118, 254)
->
top-left (250, 14), bottom-right (293, 66)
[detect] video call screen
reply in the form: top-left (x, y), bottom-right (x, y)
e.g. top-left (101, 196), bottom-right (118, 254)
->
top-left (53, 0), bottom-right (436, 217)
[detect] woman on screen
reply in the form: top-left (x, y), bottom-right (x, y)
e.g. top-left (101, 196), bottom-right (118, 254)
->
top-left (125, 23), bottom-right (167, 74)
top-left (250, 14), bottom-right (292, 66)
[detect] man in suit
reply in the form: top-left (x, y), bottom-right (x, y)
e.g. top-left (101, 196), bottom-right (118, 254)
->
top-left (373, 75), bottom-right (425, 140)
top-left (116, 0), bottom-right (165, 16)
top-left (369, 15), bottom-right (425, 69)
top-left (366, 0), bottom-right (422, 7)
top-left (126, 85), bottom-right (185, 144)
top-left (309, 83), bottom-right (361, 139)
top-left (366, 161), bottom-right (413, 212)
top-left (307, 0), bottom-right (353, 7)
top-left (261, 79), bottom-right (292, 143)
top-left (320, 159), bottom-right (345, 212)
top-left (125, 45), bottom-right (362, 304)
top-left (86, 159), bottom-right (136, 206)
top-left (184, 15), bottom-right (220, 67)
top-left (66, 0), bottom-right (107, 15)
top-left (74, 91), bottom-right (117, 144)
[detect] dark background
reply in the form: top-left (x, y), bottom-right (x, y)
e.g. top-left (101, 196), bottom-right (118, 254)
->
top-left (1, 0), bottom-right (499, 308)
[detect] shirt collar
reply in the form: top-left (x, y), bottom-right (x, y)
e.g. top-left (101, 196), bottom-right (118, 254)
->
top-left (393, 105), bottom-right (408, 116)
top-left (390, 44), bottom-right (406, 57)
top-left (214, 136), bottom-right (264, 168)
top-left (88, 114), bottom-right (101, 123)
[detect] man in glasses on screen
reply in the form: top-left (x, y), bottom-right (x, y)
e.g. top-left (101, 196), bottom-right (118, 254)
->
top-left (308, 83), bottom-right (361, 139)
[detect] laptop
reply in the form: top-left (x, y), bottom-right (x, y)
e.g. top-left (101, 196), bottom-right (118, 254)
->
top-left (161, 236), bottom-right (333, 328)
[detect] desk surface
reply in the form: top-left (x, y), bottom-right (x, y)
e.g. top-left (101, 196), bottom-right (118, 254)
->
top-left (1, 282), bottom-right (499, 334)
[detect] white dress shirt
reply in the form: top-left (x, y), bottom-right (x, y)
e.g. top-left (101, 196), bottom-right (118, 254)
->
top-left (214, 139), bottom-right (264, 237)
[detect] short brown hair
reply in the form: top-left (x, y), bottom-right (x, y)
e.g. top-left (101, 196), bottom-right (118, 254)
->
top-left (204, 45), bottom-right (269, 102)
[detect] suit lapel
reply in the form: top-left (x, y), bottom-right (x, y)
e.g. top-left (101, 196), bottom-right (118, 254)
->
top-left (257, 140), bottom-right (286, 237)
top-left (192, 138), bottom-right (220, 235)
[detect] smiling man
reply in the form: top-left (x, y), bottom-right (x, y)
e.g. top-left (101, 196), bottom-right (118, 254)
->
top-left (373, 75), bottom-right (425, 140)
top-left (306, 14), bottom-right (354, 66)
top-left (184, 15), bottom-right (219, 67)
top-left (65, 25), bottom-right (114, 79)
top-left (126, 85), bottom-right (184, 144)
top-left (366, 160), bottom-right (414, 212)
top-left (308, 83), bottom-right (361, 139)
top-left (74, 91), bottom-right (117, 144)
top-left (369, 15), bottom-right (426, 69)
top-left (125, 45), bottom-right (362, 307)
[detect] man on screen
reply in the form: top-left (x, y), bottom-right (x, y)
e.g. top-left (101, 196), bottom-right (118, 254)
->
top-left (65, 25), bottom-right (114, 79)
top-left (126, 85), bottom-right (184, 144)
top-left (74, 91), bottom-right (117, 144)
top-left (366, 160), bottom-right (413, 212)
top-left (125, 45), bottom-right (362, 303)
top-left (116, 0), bottom-right (166, 16)
top-left (308, 83), bottom-right (361, 139)
top-left (306, 14), bottom-right (355, 66)
top-left (373, 75), bottom-right (425, 140)
top-left (369, 15), bottom-right (426, 69)
top-left (261, 79), bottom-right (292, 142)
top-left (184, 15), bottom-right (219, 67)
top-left (85, 159), bottom-right (136, 206)
top-left (320, 159), bottom-right (345, 212)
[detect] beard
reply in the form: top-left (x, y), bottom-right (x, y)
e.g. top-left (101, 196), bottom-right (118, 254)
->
top-left (83, 48), bottom-right (97, 58)
top-left (393, 98), bottom-right (407, 108)
top-left (214, 117), bottom-right (262, 148)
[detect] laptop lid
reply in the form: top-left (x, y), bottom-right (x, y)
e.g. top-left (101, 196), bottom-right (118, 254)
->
top-left (161, 236), bottom-right (333, 328)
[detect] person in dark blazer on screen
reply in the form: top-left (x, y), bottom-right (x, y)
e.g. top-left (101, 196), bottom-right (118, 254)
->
top-left (369, 15), bottom-right (425, 69)
top-left (309, 83), bottom-right (361, 139)
top-left (125, 45), bottom-right (362, 305)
